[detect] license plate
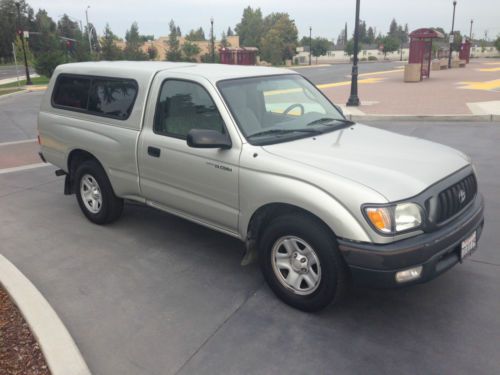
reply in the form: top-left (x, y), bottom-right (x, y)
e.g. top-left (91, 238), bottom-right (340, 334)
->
top-left (460, 231), bottom-right (477, 261)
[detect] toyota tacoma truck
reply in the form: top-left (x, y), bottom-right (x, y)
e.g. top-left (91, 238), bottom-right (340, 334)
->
top-left (37, 62), bottom-right (484, 311)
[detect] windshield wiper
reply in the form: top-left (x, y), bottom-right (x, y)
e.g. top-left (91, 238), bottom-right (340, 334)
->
top-left (248, 128), bottom-right (321, 139)
top-left (306, 117), bottom-right (355, 127)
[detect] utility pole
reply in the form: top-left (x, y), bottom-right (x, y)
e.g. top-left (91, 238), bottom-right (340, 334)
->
top-left (347, 0), bottom-right (360, 106)
top-left (448, 0), bottom-right (457, 69)
top-left (309, 27), bottom-right (312, 65)
top-left (14, 2), bottom-right (32, 85)
top-left (210, 17), bottom-right (215, 63)
top-left (85, 6), bottom-right (93, 54)
top-left (469, 19), bottom-right (473, 40)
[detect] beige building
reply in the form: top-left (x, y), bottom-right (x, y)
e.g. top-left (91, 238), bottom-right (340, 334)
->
top-left (115, 35), bottom-right (240, 62)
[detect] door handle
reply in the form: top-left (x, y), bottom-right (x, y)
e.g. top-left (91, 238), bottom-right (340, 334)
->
top-left (147, 146), bottom-right (161, 158)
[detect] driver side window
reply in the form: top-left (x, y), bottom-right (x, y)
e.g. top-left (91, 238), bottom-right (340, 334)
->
top-left (154, 79), bottom-right (225, 139)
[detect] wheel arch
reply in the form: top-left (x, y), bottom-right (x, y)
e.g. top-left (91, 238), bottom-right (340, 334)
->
top-left (65, 149), bottom-right (107, 194)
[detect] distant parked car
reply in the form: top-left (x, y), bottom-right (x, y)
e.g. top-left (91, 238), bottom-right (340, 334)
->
top-left (38, 62), bottom-right (484, 311)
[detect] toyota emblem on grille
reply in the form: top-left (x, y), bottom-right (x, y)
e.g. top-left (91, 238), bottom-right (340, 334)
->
top-left (458, 189), bottom-right (466, 204)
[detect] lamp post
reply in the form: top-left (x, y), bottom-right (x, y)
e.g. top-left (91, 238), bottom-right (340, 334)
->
top-left (346, 0), bottom-right (360, 106)
top-left (469, 19), bottom-right (473, 40)
top-left (210, 17), bottom-right (215, 63)
top-left (309, 26), bottom-right (312, 65)
top-left (14, 2), bottom-right (32, 85)
top-left (85, 6), bottom-right (93, 54)
top-left (448, 1), bottom-right (457, 69)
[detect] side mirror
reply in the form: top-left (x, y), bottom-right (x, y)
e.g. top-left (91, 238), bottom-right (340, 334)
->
top-left (187, 129), bottom-right (232, 149)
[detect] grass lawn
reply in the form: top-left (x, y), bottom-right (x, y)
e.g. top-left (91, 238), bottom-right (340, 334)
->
top-left (0, 88), bottom-right (23, 96)
top-left (0, 76), bottom-right (49, 89)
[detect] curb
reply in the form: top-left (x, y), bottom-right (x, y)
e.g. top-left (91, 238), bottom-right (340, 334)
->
top-left (0, 254), bottom-right (92, 375)
top-left (346, 114), bottom-right (500, 122)
top-left (0, 88), bottom-right (28, 100)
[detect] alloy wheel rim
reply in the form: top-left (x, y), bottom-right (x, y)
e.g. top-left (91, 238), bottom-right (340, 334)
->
top-left (80, 174), bottom-right (102, 214)
top-left (271, 236), bottom-right (322, 295)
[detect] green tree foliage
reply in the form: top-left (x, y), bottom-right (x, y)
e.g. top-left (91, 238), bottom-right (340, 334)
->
top-left (14, 35), bottom-right (33, 66)
top-left (344, 39), bottom-right (354, 57)
top-left (220, 32), bottom-right (230, 48)
top-left (260, 29), bottom-right (284, 65)
top-left (57, 14), bottom-right (90, 62)
top-left (495, 36), bottom-right (500, 52)
top-left (166, 20), bottom-right (182, 61)
top-left (451, 31), bottom-right (463, 52)
top-left (227, 27), bottom-right (234, 36)
top-left (260, 12), bottom-right (298, 64)
top-left (185, 27), bottom-right (205, 41)
top-left (381, 36), bottom-right (399, 57)
top-left (182, 40), bottom-right (200, 61)
top-left (30, 9), bottom-right (64, 77)
top-left (100, 24), bottom-right (123, 60)
top-left (124, 22), bottom-right (148, 60)
top-left (140, 35), bottom-right (154, 43)
top-left (311, 37), bottom-right (331, 61)
top-left (0, 0), bottom-right (34, 62)
top-left (235, 6), bottom-right (263, 48)
top-left (367, 27), bottom-right (375, 44)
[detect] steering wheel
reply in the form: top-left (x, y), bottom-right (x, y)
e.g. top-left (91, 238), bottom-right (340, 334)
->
top-left (283, 103), bottom-right (304, 116)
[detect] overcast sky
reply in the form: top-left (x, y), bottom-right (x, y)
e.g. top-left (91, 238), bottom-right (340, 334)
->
top-left (27, 0), bottom-right (500, 41)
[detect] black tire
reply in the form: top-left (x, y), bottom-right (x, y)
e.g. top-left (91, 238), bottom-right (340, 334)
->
top-left (259, 213), bottom-right (348, 312)
top-left (74, 160), bottom-right (123, 225)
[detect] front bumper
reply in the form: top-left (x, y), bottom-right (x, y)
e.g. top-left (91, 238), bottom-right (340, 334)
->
top-left (338, 194), bottom-right (484, 288)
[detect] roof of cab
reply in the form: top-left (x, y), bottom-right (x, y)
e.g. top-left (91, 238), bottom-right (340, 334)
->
top-left (55, 61), bottom-right (297, 83)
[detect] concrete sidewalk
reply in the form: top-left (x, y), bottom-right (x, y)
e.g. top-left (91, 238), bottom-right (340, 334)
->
top-left (320, 59), bottom-right (500, 117)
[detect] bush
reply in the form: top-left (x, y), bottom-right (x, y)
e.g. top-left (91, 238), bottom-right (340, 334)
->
top-left (34, 51), bottom-right (65, 78)
top-left (368, 55), bottom-right (378, 61)
top-left (360, 57), bottom-right (367, 61)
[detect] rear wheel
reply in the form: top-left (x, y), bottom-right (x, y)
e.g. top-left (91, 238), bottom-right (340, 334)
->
top-left (259, 213), bottom-right (348, 312)
top-left (75, 160), bottom-right (123, 224)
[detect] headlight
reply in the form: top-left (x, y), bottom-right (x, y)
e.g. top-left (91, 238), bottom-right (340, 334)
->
top-left (364, 203), bottom-right (422, 234)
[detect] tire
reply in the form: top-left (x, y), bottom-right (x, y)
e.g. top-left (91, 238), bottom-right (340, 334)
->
top-left (74, 160), bottom-right (123, 225)
top-left (259, 213), bottom-right (348, 312)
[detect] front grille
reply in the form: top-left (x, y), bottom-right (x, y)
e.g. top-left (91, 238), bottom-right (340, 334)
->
top-left (435, 174), bottom-right (477, 223)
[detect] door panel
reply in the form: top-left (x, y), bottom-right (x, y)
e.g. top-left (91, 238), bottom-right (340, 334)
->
top-left (138, 75), bottom-right (241, 233)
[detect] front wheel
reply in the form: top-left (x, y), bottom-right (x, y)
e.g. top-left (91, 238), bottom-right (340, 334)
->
top-left (259, 213), bottom-right (348, 312)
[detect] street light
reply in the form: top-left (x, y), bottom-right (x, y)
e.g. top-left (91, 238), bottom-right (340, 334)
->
top-left (85, 5), bottom-right (93, 54)
top-left (210, 17), bottom-right (215, 63)
top-left (469, 19), bottom-right (473, 40)
top-left (448, 1), bottom-right (457, 69)
top-left (346, 0), bottom-right (360, 106)
top-left (14, 1), bottom-right (32, 85)
top-left (309, 26), bottom-right (312, 65)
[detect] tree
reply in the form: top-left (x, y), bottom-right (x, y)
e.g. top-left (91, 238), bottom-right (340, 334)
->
top-left (181, 40), bottom-right (200, 61)
top-left (100, 24), bottom-right (122, 60)
top-left (260, 29), bottom-right (284, 65)
top-left (14, 35), bottom-right (33, 66)
top-left (124, 22), bottom-right (148, 60)
top-left (261, 12), bottom-right (298, 63)
top-left (220, 31), bottom-right (230, 48)
top-left (311, 37), bottom-right (331, 63)
top-left (389, 18), bottom-right (398, 37)
top-left (367, 27), bottom-right (375, 44)
top-left (495, 36), bottom-right (500, 52)
top-left (166, 20), bottom-right (182, 61)
top-left (235, 6), bottom-right (263, 47)
top-left (381, 36), bottom-right (399, 57)
top-left (344, 39), bottom-right (354, 57)
top-left (359, 20), bottom-right (367, 43)
top-left (227, 27), bottom-right (234, 36)
top-left (0, 0), bottom-right (34, 63)
top-left (185, 27), bottom-right (205, 41)
top-left (451, 31), bottom-right (463, 52)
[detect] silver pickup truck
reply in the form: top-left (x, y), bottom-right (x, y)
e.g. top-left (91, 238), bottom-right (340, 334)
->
top-left (38, 62), bottom-right (484, 311)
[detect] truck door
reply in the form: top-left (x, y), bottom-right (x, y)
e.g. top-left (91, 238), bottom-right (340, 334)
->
top-left (138, 73), bottom-right (242, 235)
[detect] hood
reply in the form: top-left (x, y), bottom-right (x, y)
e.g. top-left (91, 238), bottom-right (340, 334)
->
top-left (262, 124), bottom-right (470, 201)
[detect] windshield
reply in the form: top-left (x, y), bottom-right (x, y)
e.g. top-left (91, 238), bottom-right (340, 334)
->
top-left (217, 74), bottom-right (348, 145)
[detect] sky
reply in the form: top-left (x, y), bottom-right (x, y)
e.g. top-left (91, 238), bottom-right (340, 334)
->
top-left (27, 0), bottom-right (500, 41)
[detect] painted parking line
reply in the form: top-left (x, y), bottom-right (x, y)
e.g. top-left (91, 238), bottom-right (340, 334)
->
top-left (458, 79), bottom-right (500, 91)
top-left (478, 67), bottom-right (500, 72)
top-left (0, 163), bottom-right (49, 175)
top-left (347, 68), bottom-right (404, 78)
top-left (317, 77), bottom-right (384, 89)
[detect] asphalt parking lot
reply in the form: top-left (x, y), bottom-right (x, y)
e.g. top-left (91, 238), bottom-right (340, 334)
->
top-left (0, 92), bottom-right (499, 374)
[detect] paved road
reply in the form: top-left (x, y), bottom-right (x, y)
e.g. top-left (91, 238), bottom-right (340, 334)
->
top-left (291, 60), bottom-right (404, 84)
top-left (0, 64), bottom-right (33, 80)
top-left (1, 93), bottom-right (499, 375)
